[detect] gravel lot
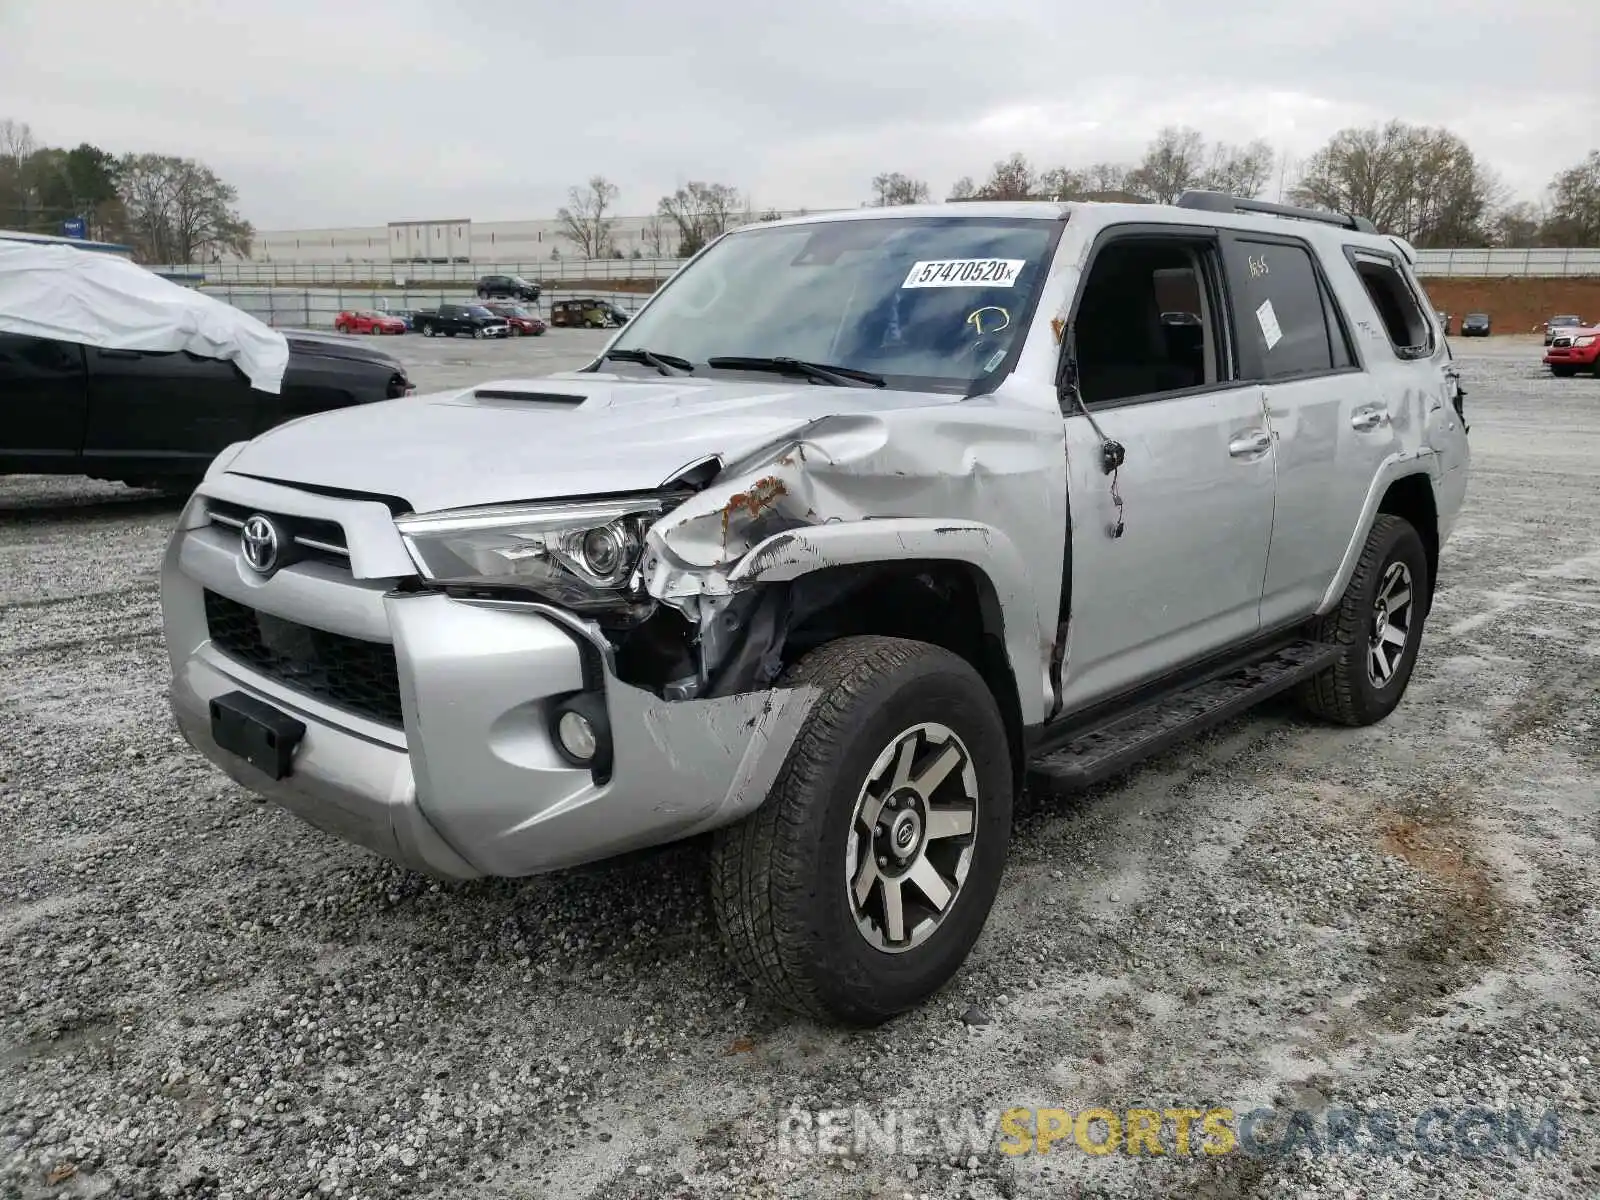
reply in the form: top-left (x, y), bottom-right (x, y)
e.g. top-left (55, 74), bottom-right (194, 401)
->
top-left (2, 335), bottom-right (1597, 1199)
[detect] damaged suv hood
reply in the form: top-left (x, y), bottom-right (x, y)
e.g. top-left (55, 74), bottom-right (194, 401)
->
top-left (222, 373), bottom-right (963, 512)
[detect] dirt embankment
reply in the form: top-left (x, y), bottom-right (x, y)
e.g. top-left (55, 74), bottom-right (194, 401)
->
top-left (1418, 276), bottom-right (1600, 334)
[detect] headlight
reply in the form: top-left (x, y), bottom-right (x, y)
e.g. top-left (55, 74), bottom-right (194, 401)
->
top-left (395, 494), bottom-right (676, 611)
top-left (1575, 335), bottom-right (1595, 348)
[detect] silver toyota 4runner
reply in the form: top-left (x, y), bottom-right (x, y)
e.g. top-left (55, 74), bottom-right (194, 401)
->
top-left (161, 192), bottom-right (1470, 1025)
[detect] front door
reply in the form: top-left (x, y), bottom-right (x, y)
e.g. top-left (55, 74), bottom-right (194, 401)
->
top-left (0, 334), bottom-right (88, 470)
top-left (83, 348), bottom-right (259, 477)
top-left (1056, 229), bottom-right (1277, 712)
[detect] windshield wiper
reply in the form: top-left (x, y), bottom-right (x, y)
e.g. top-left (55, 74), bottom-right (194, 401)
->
top-left (602, 348), bottom-right (694, 376)
top-left (705, 355), bottom-right (885, 388)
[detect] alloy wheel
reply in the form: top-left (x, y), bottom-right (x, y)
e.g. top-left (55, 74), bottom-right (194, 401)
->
top-left (1368, 561), bottom-right (1414, 688)
top-left (845, 722), bottom-right (979, 954)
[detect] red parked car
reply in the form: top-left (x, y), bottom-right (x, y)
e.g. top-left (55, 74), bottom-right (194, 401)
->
top-left (1543, 322), bottom-right (1600, 376)
top-left (479, 301), bottom-right (547, 336)
top-left (333, 309), bottom-right (407, 335)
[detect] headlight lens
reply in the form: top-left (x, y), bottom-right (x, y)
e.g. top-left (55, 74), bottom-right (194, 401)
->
top-left (1575, 335), bottom-right (1595, 347)
top-left (395, 494), bottom-right (674, 610)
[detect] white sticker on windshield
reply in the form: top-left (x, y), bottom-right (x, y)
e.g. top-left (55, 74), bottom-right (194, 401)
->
top-left (902, 259), bottom-right (1025, 289)
top-left (1255, 298), bottom-right (1283, 351)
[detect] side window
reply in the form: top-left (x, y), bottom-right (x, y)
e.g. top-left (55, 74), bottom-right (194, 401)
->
top-left (1222, 238), bottom-right (1334, 379)
top-left (1347, 251), bottom-right (1432, 359)
top-left (1070, 236), bottom-right (1227, 406)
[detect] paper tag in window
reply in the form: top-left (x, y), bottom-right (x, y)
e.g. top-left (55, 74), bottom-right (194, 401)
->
top-left (1255, 299), bottom-right (1283, 350)
top-left (902, 259), bottom-right (1025, 288)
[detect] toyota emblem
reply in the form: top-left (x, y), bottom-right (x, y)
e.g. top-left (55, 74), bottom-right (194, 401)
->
top-left (240, 514), bottom-right (280, 574)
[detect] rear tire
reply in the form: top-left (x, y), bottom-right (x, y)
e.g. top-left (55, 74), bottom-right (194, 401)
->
top-left (421, 324), bottom-right (435, 337)
top-left (710, 636), bottom-right (1013, 1026)
top-left (1297, 514), bottom-right (1430, 727)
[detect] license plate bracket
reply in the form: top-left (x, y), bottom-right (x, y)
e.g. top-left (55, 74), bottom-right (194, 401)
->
top-left (209, 691), bottom-right (306, 781)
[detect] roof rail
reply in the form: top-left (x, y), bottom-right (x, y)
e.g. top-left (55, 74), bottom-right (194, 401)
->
top-left (1175, 190), bottom-right (1379, 235)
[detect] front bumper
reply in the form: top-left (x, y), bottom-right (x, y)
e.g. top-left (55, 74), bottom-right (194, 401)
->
top-left (161, 474), bottom-right (818, 880)
top-left (1543, 344), bottom-right (1599, 368)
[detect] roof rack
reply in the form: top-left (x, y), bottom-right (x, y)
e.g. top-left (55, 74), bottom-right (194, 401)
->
top-left (1176, 190), bottom-right (1379, 235)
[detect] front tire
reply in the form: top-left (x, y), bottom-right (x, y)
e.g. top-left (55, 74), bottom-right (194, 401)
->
top-left (1297, 514), bottom-right (1430, 727)
top-left (1551, 365), bottom-right (1576, 377)
top-left (710, 636), bottom-right (1013, 1026)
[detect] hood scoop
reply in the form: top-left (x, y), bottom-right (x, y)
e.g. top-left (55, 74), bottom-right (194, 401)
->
top-left (469, 387), bottom-right (590, 406)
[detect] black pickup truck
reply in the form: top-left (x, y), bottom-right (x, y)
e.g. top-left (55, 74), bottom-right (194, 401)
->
top-left (0, 329), bottom-right (413, 493)
top-left (411, 303), bottom-right (512, 339)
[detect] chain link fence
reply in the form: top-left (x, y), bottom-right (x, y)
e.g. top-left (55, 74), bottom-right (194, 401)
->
top-left (205, 286), bottom-right (648, 329)
top-left (152, 247), bottom-right (1600, 286)
top-left (1412, 247), bottom-right (1600, 277)
top-left (159, 259), bottom-right (684, 286)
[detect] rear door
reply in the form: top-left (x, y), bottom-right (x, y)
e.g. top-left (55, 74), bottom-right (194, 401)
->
top-left (83, 348), bottom-right (260, 477)
top-left (1056, 226), bottom-right (1278, 711)
top-left (1219, 231), bottom-right (1399, 626)
top-left (0, 334), bottom-right (89, 470)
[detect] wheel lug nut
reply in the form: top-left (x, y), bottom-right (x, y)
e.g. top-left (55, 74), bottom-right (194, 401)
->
top-left (877, 856), bottom-right (889, 868)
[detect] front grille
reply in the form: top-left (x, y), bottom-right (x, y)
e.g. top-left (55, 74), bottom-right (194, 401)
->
top-left (206, 500), bottom-right (349, 565)
top-left (204, 590), bottom-right (404, 728)
top-left (1553, 337), bottom-right (1573, 349)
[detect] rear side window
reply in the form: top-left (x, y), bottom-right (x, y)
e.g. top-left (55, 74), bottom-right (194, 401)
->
top-left (1222, 237), bottom-right (1335, 380)
top-left (1347, 251), bottom-right (1432, 359)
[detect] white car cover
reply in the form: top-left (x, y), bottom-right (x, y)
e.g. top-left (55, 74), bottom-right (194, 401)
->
top-left (0, 240), bottom-right (290, 393)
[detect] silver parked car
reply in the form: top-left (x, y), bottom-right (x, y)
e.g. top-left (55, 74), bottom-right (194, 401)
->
top-left (161, 191), bottom-right (1470, 1025)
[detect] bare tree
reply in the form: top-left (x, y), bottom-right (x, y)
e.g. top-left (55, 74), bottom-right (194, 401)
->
top-left (968, 152), bottom-right (1038, 200)
top-left (0, 118), bottom-right (38, 228)
top-left (1543, 150), bottom-right (1600, 246)
top-left (1202, 139), bottom-right (1277, 198)
top-left (556, 175), bottom-right (619, 259)
top-left (117, 153), bottom-right (252, 262)
top-left (1080, 161), bottom-right (1134, 195)
top-left (657, 181), bottom-right (742, 256)
top-left (641, 214), bottom-right (672, 257)
top-left (1125, 127), bottom-right (1208, 203)
top-left (869, 172), bottom-right (930, 206)
top-left (1033, 167), bottom-right (1083, 201)
top-left (1290, 121), bottom-right (1499, 247)
top-left (1492, 200), bottom-right (1546, 248)
top-left (0, 118), bottom-right (35, 172)
top-left (946, 176), bottom-right (978, 202)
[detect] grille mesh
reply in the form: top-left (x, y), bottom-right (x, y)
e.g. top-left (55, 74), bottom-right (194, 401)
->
top-left (204, 590), bottom-right (403, 727)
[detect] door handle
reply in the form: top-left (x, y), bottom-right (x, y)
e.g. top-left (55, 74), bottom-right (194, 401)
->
top-left (96, 349), bottom-right (143, 360)
top-left (1228, 430), bottom-right (1272, 458)
top-left (1351, 406), bottom-right (1390, 431)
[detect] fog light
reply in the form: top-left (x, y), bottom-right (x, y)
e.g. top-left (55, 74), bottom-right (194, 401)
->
top-left (557, 710), bottom-right (597, 761)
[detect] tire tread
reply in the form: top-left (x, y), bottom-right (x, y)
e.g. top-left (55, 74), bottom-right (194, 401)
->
top-left (1298, 513), bottom-right (1423, 726)
top-left (709, 635), bottom-right (954, 1022)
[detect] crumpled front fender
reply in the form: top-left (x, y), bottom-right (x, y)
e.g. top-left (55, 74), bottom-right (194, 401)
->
top-left (636, 406), bottom-right (1062, 724)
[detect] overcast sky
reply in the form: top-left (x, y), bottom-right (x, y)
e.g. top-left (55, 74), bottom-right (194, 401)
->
top-left (3, 0), bottom-right (1596, 231)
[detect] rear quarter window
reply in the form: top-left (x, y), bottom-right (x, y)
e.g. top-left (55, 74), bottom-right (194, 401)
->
top-left (1222, 237), bottom-right (1339, 380)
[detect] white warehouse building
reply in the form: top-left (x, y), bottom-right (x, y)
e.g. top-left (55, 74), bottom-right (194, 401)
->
top-left (246, 209), bottom-right (840, 265)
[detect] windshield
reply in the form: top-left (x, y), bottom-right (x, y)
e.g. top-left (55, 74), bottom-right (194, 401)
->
top-left (606, 215), bottom-right (1061, 392)
top-left (466, 305), bottom-right (494, 317)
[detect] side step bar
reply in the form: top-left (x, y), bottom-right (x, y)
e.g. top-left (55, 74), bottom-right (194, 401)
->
top-left (1028, 639), bottom-right (1340, 790)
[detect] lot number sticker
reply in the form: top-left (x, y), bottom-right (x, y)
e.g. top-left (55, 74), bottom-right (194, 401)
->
top-left (1255, 298), bottom-right (1283, 351)
top-left (902, 259), bottom-right (1025, 288)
